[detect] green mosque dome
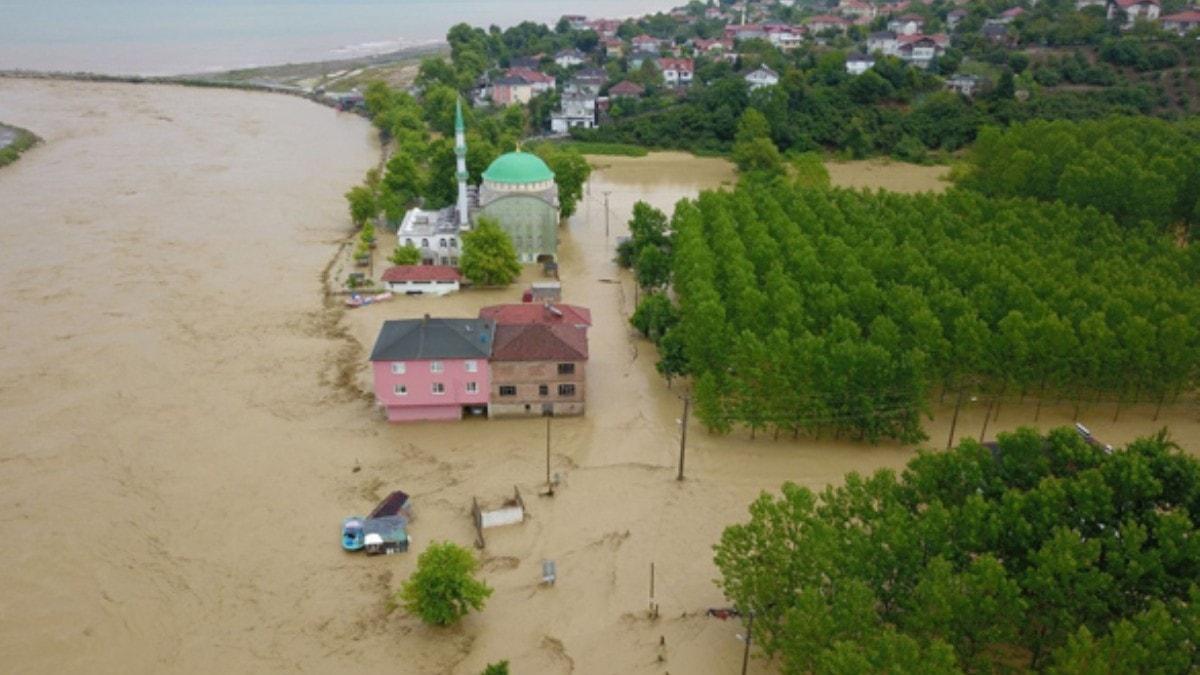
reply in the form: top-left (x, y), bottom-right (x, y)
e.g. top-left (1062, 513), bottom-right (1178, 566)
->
top-left (482, 151), bottom-right (555, 185)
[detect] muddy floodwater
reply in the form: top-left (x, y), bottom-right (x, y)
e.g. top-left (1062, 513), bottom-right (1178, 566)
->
top-left (2, 82), bottom-right (1197, 674)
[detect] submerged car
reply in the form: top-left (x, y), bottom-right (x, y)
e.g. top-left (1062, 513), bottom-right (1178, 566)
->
top-left (342, 516), bottom-right (365, 551)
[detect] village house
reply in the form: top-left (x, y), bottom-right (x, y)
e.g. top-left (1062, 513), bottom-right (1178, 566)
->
top-left (397, 208), bottom-right (464, 265)
top-left (565, 68), bottom-right (606, 96)
top-left (846, 53), bottom-right (877, 75)
top-left (602, 38), bottom-right (625, 57)
top-left (491, 75), bottom-right (534, 105)
top-left (764, 24), bottom-right (805, 50)
top-left (839, 0), bottom-right (878, 20)
top-left (369, 316), bottom-right (494, 422)
top-left (656, 57), bottom-right (694, 86)
top-left (946, 73), bottom-right (986, 97)
top-left (508, 68), bottom-right (555, 94)
top-left (551, 93), bottom-right (597, 133)
top-left (632, 35), bottom-right (665, 53)
top-left (725, 23), bottom-right (768, 40)
top-left (587, 18), bottom-right (622, 38)
top-left (868, 30), bottom-right (900, 56)
top-left (381, 265), bottom-right (462, 296)
top-left (1108, 0), bottom-right (1161, 25)
top-left (888, 13), bottom-right (926, 34)
top-left (897, 33), bottom-right (949, 68)
top-left (1161, 9), bottom-right (1200, 33)
top-left (509, 55), bottom-right (542, 70)
top-left (561, 14), bottom-right (589, 30)
top-left (806, 15), bottom-right (851, 33)
top-left (479, 304), bottom-right (591, 418)
top-left (744, 64), bottom-right (781, 90)
top-left (554, 48), bottom-right (586, 69)
top-left (609, 80), bottom-right (646, 98)
top-left (705, 5), bottom-right (725, 19)
top-left (692, 37), bottom-right (732, 54)
top-left (981, 21), bottom-right (1013, 43)
top-left (947, 8), bottom-right (968, 29)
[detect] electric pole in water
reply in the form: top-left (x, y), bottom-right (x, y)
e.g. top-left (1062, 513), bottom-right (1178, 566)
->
top-left (677, 396), bottom-right (690, 481)
top-left (603, 190), bottom-right (612, 238)
top-left (545, 416), bottom-right (554, 497)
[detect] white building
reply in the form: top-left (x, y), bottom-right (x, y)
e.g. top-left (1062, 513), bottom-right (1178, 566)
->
top-left (744, 65), bottom-right (781, 90)
top-left (1108, 0), bottom-right (1161, 26)
top-left (550, 94), bottom-right (597, 133)
top-left (554, 49), bottom-right (586, 69)
top-left (656, 58), bottom-right (695, 86)
top-left (868, 31), bottom-right (899, 56)
top-left (846, 53), bottom-right (876, 75)
top-left (382, 265), bottom-right (462, 296)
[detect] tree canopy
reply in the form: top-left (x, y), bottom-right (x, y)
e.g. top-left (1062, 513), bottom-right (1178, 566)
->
top-left (460, 217), bottom-right (522, 286)
top-left (398, 541), bottom-right (493, 626)
top-left (715, 428), bottom-right (1200, 673)
top-left (654, 178), bottom-right (1200, 442)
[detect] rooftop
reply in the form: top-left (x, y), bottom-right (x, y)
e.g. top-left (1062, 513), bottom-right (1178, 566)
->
top-left (479, 303), bottom-right (593, 328)
top-left (482, 151), bottom-right (555, 185)
top-left (381, 266), bottom-right (463, 283)
top-left (491, 323), bottom-right (589, 362)
top-left (369, 317), bottom-right (494, 361)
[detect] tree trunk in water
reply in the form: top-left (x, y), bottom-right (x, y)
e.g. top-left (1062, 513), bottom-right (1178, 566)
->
top-left (992, 382), bottom-right (1007, 423)
top-left (947, 389), bottom-right (964, 450)
top-left (980, 399), bottom-right (994, 443)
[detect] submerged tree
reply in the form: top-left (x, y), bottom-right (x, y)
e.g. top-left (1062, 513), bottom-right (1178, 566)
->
top-left (715, 428), bottom-right (1200, 674)
top-left (398, 541), bottom-right (493, 627)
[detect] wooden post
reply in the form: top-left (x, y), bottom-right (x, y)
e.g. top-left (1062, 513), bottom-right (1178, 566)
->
top-left (649, 562), bottom-right (658, 618)
top-left (545, 417), bottom-right (554, 497)
top-left (677, 396), bottom-right (690, 481)
top-left (947, 388), bottom-right (964, 451)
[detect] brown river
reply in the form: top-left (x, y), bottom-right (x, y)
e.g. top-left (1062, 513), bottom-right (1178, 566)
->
top-left (1, 79), bottom-right (1196, 674)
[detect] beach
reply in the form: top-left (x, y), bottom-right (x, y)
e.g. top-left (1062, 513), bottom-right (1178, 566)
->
top-left (1, 79), bottom-right (1198, 674)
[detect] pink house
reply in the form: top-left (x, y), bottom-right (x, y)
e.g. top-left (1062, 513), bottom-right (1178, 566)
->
top-left (370, 316), bottom-right (495, 422)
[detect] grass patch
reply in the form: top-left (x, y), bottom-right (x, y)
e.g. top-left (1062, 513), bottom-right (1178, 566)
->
top-left (0, 124), bottom-right (40, 168)
top-left (555, 141), bottom-right (649, 157)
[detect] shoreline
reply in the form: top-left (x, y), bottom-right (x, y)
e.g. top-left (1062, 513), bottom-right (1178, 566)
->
top-left (0, 42), bottom-right (446, 111)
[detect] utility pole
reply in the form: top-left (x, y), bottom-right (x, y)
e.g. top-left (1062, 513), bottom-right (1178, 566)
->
top-left (603, 190), bottom-right (612, 238)
top-left (677, 396), bottom-right (690, 481)
top-left (649, 562), bottom-right (658, 618)
top-left (545, 416), bottom-right (554, 497)
top-left (740, 611), bottom-right (755, 675)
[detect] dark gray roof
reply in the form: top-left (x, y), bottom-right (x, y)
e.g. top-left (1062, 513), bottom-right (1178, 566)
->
top-left (369, 317), bottom-right (495, 361)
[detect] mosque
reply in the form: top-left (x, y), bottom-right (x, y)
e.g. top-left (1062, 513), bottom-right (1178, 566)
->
top-left (396, 100), bottom-right (560, 266)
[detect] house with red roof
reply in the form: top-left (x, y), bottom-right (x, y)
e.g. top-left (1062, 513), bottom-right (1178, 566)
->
top-left (1161, 9), bottom-right (1200, 33)
top-left (806, 15), bottom-right (851, 33)
top-left (479, 304), bottom-right (591, 417)
top-left (1108, 0), bottom-right (1161, 26)
top-left (655, 57), bottom-right (695, 86)
top-left (382, 265), bottom-right (462, 296)
top-left (609, 80), bottom-right (646, 98)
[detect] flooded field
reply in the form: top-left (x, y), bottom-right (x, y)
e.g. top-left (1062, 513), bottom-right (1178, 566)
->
top-left (0, 81), bottom-right (1195, 675)
top-left (825, 157), bottom-right (950, 193)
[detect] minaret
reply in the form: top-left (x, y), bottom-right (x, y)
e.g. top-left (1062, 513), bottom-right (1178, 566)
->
top-left (455, 98), bottom-right (469, 227)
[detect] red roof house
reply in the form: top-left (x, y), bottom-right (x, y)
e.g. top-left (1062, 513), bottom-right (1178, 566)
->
top-left (479, 303), bottom-right (593, 328)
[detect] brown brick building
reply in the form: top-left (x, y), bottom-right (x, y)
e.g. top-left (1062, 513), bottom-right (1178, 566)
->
top-left (480, 304), bottom-right (591, 417)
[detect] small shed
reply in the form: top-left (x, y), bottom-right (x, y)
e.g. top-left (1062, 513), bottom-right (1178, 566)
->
top-left (525, 281), bottom-right (562, 303)
top-left (382, 265), bottom-right (462, 296)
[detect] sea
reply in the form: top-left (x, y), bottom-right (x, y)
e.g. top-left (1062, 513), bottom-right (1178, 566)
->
top-left (0, 0), bottom-right (682, 76)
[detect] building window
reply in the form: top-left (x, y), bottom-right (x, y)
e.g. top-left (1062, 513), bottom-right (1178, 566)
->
top-left (539, 385), bottom-right (549, 397)
top-left (466, 381), bottom-right (478, 394)
top-left (449, 237), bottom-right (457, 248)
top-left (450, 257), bottom-right (459, 266)
top-left (439, 238), bottom-right (447, 248)
top-left (430, 361), bottom-right (444, 373)
top-left (405, 238), bottom-right (414, 247)
top-left (421, 238), bottom-right (429, 247)
top-left (557, 363), bottom-right (575, 375)
top-left (394, 384), bottom-right (407, 396)
top-left (391, 362), bottom-right (406, 375)
top-left (432, 382), bottom-right (445, 395)
top-left (465, 360), bottom-right (478, 373)
top-left (499, 386), bottom-right (517, 397)
top-left (558, 384), bottom-right (576, 397)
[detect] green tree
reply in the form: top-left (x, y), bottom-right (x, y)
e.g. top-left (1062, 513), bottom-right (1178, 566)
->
top-left (398, 541), bottom-right (492, 626)
top-left (460, 217), bottom-right (522, 286)
top-left (481, 661), bottom-right (510, 675)
top-left (630, 293), bottom-right (678, 340)
top-left (635, 244), bottom-right (671, 289)
top-left (389, 243), bottom-right (422, 266)
top-left (534, 145), bottom-right (592, 219)
top-left (345, 185), bottom-right (377, 228)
